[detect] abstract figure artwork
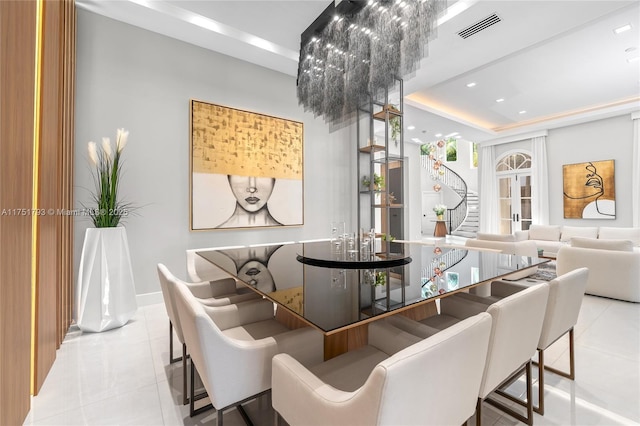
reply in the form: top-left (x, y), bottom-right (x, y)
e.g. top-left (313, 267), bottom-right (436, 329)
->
top-left (563, 160), bottom-right (615, 219)
top-left (190, 100), bottom-right (303, 230)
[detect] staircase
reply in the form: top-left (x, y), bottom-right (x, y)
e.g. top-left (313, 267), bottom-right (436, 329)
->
top-left (451, 191), bottom-right (479, 238)
top-left (421, 154), bottom-right (471, 236)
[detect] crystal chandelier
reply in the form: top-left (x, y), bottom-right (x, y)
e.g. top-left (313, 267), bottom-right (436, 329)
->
top-left (297, 0), bottom-right (446, 127)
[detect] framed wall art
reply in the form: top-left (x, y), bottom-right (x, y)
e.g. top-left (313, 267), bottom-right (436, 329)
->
top-left (190, 100), bottom-right (304, 230)
top-left (562, 159), bottom-right (615, 219)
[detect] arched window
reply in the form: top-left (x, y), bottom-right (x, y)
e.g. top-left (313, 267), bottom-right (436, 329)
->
top-left (496, 151), bottom-right (532, 233)
top-left (496, 152), bottom-right (531, 172)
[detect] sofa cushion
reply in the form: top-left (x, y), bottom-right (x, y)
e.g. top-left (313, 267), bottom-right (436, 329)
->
top-left (476, 232), bottom-right (516, 242)
top-left (598, 227), bottom-right (640, 246)
top-left (528, 225), bottom-right (561, 242)
top-left (570, 237), bottom-right (634, 252)
top-left (560, 226), bottom-right (598, 242)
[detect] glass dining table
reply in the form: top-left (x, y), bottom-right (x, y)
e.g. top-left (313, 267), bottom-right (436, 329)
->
top-left (197, 240), bottom-right (549, 359)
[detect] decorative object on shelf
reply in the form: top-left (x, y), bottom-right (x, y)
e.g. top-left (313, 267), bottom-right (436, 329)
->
top-left (77, 128), bottom-right (137, 333)
top-left (374, 271), bottom-right (386, 287)
top-left (361, 173), bottom-right (385, 191)
top-left (386, 104), bottom-right (402, 146)
top-left (297, 0), bottom-right (445, 126)
top-left (190, 100), bottom-right (304, 230)
top-left (381, 233), bottom-right (396, 242)
top-left (562, 159), bottom-right (615, 219)
top-left (433, 204), bottom-right (447, 220)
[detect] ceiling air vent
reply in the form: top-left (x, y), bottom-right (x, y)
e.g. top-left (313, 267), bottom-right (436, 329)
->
top-left (457, 13), bottom-right (501, 39)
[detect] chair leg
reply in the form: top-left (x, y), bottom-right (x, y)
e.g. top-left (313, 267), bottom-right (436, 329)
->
top-left (237, 405), bottom-right (252, 425)
top-left (487, 363), bottom-right (534, 425)
top-left (536, 349), bottom-right (545, 415)
top-left (217, 409), bottom-right (223, 426)
top-left (532, 328), bottom-right (577, 416)
top-left (189, 358), bottom-right (213, 417)
top-left (525, 360), bottom-right (533, 425)
top-left (535, 329), bottom-right (575, 380)
top-left (476, 398), bottom-right (482, 426)
top-left (169, 321), bottom-right (183, 364)
top-left (569, 328), bottom-right (575, 380)
top-left (182, 343), bottom-right (188, 406)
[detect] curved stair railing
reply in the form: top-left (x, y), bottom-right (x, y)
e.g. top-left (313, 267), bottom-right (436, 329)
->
top-left (420, 155), bottom-right (468, 234)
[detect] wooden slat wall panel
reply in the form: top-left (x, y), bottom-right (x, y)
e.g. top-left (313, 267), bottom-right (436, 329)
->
top-left (0, 1), bottom-right (36, 424)
top-left (35, 0), bottom-right (62, 393)
top-left (60, 0), bottom-right (75, 344)
top-left (33, 0), bottom-right (75, 393)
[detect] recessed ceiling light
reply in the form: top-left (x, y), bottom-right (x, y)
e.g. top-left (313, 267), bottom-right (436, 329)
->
top-left (445, 132), bottom-right (458, 137)
top-left (407, 125), bottom-right (415, 130)
top-left (628, 56), bottom-right (640, 63)
top-left (614, 24), bottom-right (632, 34)
top-left (496, 98), bottom-right (505, 103)
top-left (466, 82), bottom-right (477, 88)
top-left (411, 138), bottom-right (423, 144)
top-left (519, 110), bottom-right (527, 114)
top-left (435, 133), bottom-right (442, 137)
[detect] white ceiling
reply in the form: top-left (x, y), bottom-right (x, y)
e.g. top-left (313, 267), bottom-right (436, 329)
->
top-left (75, 0), bottom-right (640, 143)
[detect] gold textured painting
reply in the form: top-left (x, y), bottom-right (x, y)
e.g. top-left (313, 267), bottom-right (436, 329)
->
top-left (190, 100), bottom-right (303, 230)
top-left (563, 159), bottom-right (615, 219)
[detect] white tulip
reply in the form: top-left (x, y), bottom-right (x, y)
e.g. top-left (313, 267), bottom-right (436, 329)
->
top-left (116, 128), bottom-right (129, 153)
top-left (102, 137), bottom-right (112, 160)
top-left (87, 141), bottom-right (98, 166)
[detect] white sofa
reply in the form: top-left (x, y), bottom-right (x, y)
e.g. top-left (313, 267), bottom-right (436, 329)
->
top-left (515, 225), bottom-right (640, 258)
top-left (556, 237), bottom-right (640, 302)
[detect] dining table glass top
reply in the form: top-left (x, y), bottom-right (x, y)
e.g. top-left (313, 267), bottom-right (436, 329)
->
top-left (197, 241), bottom-right (549, 334)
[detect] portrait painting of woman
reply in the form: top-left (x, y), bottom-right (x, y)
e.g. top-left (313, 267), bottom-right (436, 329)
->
top-left (563, 159), bottom-right (616, 219)
top-left (190, 100), bottom-right (303, 230)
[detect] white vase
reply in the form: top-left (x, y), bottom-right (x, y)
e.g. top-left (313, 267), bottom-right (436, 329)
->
top-left (76, 227), bottom-right (137, 332)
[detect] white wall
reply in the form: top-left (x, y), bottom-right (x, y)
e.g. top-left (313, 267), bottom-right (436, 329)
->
top-left (488, 114), bottom-right (635, 227)
top-left (547, 114), bottom-right (634, 226)
top-left (74, 10), bottom-right (354, 296)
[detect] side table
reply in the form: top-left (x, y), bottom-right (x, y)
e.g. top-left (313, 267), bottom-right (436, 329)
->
top-left (434, 220), bottom-right (447, 237)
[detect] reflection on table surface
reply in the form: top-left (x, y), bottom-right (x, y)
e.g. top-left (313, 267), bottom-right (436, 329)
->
top-left (197, 241), bottom-right (549, 334)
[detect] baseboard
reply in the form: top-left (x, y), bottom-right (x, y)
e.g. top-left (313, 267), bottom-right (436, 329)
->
top-left (137, 291), bottom-right (163, 307)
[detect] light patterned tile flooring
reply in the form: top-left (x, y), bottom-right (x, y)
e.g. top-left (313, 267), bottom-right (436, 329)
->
top-left (24, 290), bottom-right (639, 425)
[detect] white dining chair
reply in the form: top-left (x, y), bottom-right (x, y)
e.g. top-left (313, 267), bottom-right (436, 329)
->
top-left (156, 264), bottom-right (260, 405)
top-left (172, 276), bottom-right (324, 423)
top-left (386, 283), bottom-right (549, 425)
top-left (448, 267), bottom-right (589, 414)
top-left (272, 312), bottom-right (492, 426)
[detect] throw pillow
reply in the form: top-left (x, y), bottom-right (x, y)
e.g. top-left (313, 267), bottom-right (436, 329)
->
top-left (570, 237), bottom-right (634, 252)
top-left (598, 227), bottom-right (640, 246)
top-left (560, 226), bottom-right (598, 242)
top-left (528, 225), bottom-right (561, 241)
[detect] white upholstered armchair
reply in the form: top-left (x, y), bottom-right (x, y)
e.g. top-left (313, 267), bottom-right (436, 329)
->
top-left (156, 264), bottom-right (260, 405)
top-left (172, 278), bottom-right (323, 425)
top-left (387, 283), bottom-right (549, 425)
top-left (272, 312), bottom-right (493, 426)
top-left (453, 268), bottom-right (589, 414)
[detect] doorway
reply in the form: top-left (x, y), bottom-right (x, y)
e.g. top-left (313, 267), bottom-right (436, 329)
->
top-left (496, 152), bottom-right (532, 234)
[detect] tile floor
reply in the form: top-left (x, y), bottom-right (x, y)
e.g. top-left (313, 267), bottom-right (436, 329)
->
top-left (24, 292), bottom-right (639, 425)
